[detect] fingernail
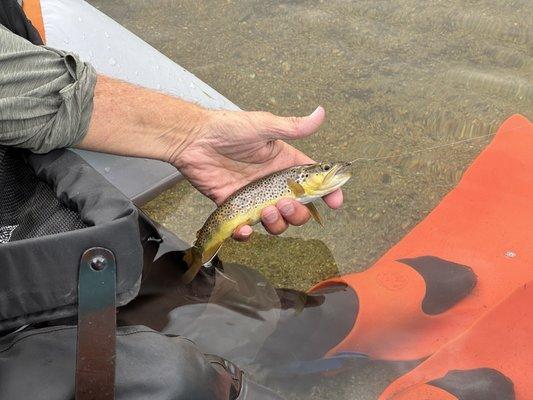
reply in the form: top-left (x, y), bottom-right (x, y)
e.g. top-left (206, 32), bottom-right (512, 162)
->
top-left (309, 106), bottom-right (322, 117)
top-left (278, 201), bottom-right (294, 216)
top-left (240, 225), bottom-right (253, 236)
top-left (263, 208), bottom-right (279, 224)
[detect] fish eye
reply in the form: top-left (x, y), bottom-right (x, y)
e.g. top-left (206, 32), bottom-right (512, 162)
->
top-left (323, 164), bottom-right (331, 171)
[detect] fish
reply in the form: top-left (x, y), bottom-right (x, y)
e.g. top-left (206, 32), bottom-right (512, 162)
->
top-left (182, 162), bottom-right (352, 284)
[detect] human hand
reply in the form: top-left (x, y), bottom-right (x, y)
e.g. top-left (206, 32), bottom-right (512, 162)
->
top-left (171, 106), bottom-right (343, 240)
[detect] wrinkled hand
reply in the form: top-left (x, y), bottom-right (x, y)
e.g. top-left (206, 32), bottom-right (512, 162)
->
top-left (172, 106), bottom-right (343, 241)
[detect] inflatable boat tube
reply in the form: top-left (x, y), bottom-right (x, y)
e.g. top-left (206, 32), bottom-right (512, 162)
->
top-left (380, 281), bottom-right (532, 399)
top-left (311, 114), bottom-right (533, 363)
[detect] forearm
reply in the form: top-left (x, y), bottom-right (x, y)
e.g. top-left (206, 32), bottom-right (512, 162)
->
top-left (0, 24), bottom-right (213, 161)
top-left (78, 75), bottom-right (211, 164)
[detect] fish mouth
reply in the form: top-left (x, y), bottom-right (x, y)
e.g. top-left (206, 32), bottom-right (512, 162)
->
top-left (323, 162), bottom-right (352, 191)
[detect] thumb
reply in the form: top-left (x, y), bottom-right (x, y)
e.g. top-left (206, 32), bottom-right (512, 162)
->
top-left (264, 106), bottom-right (326, 140)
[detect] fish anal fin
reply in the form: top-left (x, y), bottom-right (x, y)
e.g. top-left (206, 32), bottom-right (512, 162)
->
top-left (182, 247), bottom-right (203, 284)
top-left (202, 241), bottom-right (224, 265)
top-left (287, 178), bottom-right (305, 197)
top-left (305, 202), bottom-right (324, 227)
top-left (181, 240), bottom-right (224, 284)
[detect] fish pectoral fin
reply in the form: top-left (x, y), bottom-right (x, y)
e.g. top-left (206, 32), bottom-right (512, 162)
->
top-left (305, 202), bottom-right (324, 227)
top-left (287, 178), bottom-right (323, 226)
top-left (287, 178), bottom-right (305, 197)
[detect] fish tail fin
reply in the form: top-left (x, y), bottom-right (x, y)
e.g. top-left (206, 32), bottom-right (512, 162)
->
top-left (182, 247), bottom-right (203, 284)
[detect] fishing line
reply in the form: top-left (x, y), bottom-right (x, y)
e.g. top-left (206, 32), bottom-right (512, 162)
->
top-left (348, 131), bottom-right (497, 164)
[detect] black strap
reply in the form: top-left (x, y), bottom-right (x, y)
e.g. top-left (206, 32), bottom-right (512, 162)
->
top-left (0, 0), bottom-right (43, 45)
top-left (76, 247), bottom-right (117, 400)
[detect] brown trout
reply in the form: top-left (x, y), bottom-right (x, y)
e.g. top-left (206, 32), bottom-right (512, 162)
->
top-left (182, 162), bottom-right (352, 283)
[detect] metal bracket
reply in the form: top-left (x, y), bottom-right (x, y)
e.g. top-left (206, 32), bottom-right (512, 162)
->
top-left (76, 247), bottom-right (117, 400)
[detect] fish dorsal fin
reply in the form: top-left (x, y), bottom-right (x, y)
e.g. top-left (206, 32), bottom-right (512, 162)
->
top-left (287, 178), bottom-right (305, 197)
top-left (305, 202), bottom-right (324, 227)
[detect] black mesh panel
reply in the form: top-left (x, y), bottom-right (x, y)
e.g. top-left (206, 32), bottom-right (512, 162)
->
top-left (0, 146), bottom-right (88, 243)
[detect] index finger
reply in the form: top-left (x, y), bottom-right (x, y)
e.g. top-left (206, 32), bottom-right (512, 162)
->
top-left (323, 188), bottom-right (343, 209)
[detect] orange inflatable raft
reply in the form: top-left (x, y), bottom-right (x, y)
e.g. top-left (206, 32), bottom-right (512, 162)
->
top-left (311, 114), bottom-right (533, 367)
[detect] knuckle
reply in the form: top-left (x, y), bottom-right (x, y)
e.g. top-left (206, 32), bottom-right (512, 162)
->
top-left (264, 220), bottom-right (286, 235)
top-left (287, 116), bottom-right (300, 135)
top-left (292, 213), bottom-right (310, 226)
